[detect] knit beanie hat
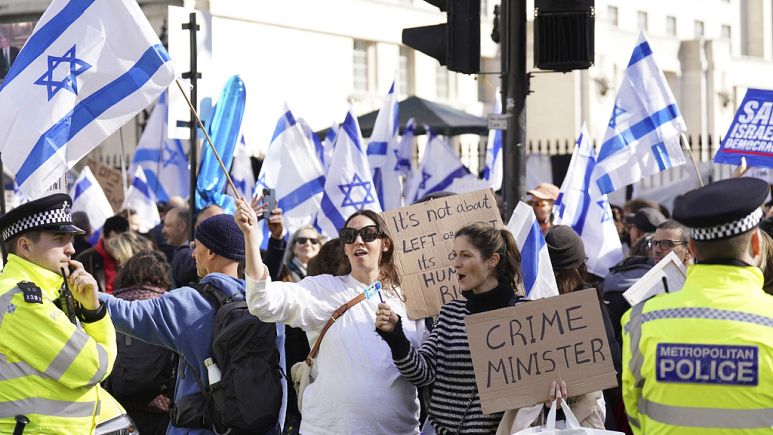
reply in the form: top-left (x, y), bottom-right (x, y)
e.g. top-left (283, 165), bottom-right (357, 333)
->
top-left (545, 225), bottom-right (586, 270)
top-left (195, 214), bottom-right (245, 261)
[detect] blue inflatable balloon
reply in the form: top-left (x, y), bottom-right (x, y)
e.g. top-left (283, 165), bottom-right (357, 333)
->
top-left (196, 75), bottom-right (246, 213)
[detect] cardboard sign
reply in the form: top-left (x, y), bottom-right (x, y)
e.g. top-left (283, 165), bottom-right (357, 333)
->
top-left (623, 251), bottom-right (687, 307)
top-left (382, 189), bottom-right (502, 319)
top-left (86, 158), bottom-right (123, 213)
top-left (465, 288), bottom-right (618, 414)
top-left (714, 88), bottom-right (773, 168)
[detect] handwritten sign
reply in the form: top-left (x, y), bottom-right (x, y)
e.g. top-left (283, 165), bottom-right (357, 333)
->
top-left (623, 251), bottom-right (687, 307)
top-left (86, 159), bottom-right (123, 213)
top-left (714, 88), bottom-right (773, 168)
top-left (465, 289), bottom-right (618, 414)
top-left (382, 189), bottom-right (502, 319)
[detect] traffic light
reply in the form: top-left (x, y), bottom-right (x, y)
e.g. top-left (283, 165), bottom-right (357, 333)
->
top-left (534, 0), bottom-right (595, 71)
top-left (402, 0), bottom-right (480, 74)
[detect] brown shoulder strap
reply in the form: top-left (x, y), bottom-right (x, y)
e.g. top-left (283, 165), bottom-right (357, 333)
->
top-left (305, 292), bottom-right (367, 365)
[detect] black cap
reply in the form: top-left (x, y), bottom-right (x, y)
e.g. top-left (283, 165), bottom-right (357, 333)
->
top-left (673, 178), bottom-right (769, 241)
top-left (625, 207), bottom-right (666, 233)
top-left (545, 225), bottom-right (587, 270)
top-left (0, 193), bottom-right (84, 241)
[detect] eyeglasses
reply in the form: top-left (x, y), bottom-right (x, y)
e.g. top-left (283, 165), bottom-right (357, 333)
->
top-left (295, 237), bottom-right (320, 245)
top-left (648, 239), bottom-right (687, 249)
top-left (338, 225), bottom-right (382, 244)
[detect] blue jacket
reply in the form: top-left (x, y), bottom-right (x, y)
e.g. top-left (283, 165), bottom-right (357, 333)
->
top-left (101, 273), bottom-right (286, 435)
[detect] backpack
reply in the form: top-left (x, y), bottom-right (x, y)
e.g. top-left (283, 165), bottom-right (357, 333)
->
top-left (189, 282), bottom-right (283, 434)
top-left (104, 332), bottom-right (177, 410)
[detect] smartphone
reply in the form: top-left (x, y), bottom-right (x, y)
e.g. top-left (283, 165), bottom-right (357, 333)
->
top-left (261, 188), bottom-right (277, 219)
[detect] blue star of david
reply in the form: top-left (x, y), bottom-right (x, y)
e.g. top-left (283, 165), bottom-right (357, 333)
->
top-left (35, 45), bottom-right (92, 100)
top-left (597, 199), bottom-right (612, 222)
top-left (161, 141), bottom-right (186, 169)
top-left (608, 103), bottom-right (626, 129)
top-left (393, 149), bottom-right (402, 171)
top-left (418, 170), bottom-right (432, 190)
top-left (338, 173), bottom-right (375, 210)
top-left (233, 178), bottom-right (247, 195)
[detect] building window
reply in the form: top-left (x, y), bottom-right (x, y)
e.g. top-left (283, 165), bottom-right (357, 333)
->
top-left (353, 40), bottom-right (369, 93)
top-left (436, 65), bottom-right (450, 99)
top-left (608, 6), bottom-right (618, 27)
top-left (666, 16), bottom-right (677, 36)
top-left (637, 11), bottom-right (648, 31)
top-left (722, 24), bottom-right (732, 41)
top-left (694, 20), bottom-right (705, 38)
top-left (399, 46), bottom-right (413, 95)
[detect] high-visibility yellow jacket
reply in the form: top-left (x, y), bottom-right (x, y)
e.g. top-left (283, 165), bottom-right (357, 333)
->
top-left (622, 263), bottom-right (773, 434)
top-left (0, 254), bottom-right (117, 434)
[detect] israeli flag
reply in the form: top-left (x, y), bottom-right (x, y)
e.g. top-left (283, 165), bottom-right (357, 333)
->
top-left (593, 32), bottom-right (687, 195)
top-left (405, 128), bottom-right (474, 203)
top-left (507, 202), bottom-right (559, 300)
top-left (317, 110), bottom-right (381, 237)
top-left (123, 166), bottom-right (161, 233)
top-left (397, 118), bottom-right (416, 178)
top-left (130, 92), bottom-right (189, 203)
top-left (0, 0), bottom-right (175, 199)
top-left (257, 105), bottom-right (325, 234)
top-left (483, 91), bottom-right (503, 191)
top-left (554, 125), bottom-right (623, 277)
top-left (228, 134), bottom-right (255, 201)
top-left (70, 166), bottom-right (113, 244)
top-left (367, 81), bottom-right (400, 210)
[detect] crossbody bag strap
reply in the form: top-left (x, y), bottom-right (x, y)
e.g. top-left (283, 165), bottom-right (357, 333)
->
top-left (304, 292), bottom-right (367, 365)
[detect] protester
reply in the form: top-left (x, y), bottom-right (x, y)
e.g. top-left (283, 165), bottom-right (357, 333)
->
top-left (306, 238), bottom-right (345, 277)
top-left (238, 199), bottom-right (424, 435)
top-left (108, 231), bottom-right (156, 265)
top-left (101, 214), bottom-right (287, 434)
top-left (171, 205), bottom-right (222, 286)
top-left (648, 219), bottom-right (692, 266)
top-left (0, 32), bottom-right (19, 79)
top-left (282, 226), bottom-right (324, 434)
top-left (375, 222), bottom-right (528, 434)
top-left (624, 207), bottom-right (665, 249)
top-left (104, 250), bottom-right (177, 435)
top-left (150, 197), bottom-right (187, 263)
top-left (71, 210), bottom-right (93, 257)
top-left (545, 225), bottom-right (624, 431)
top-left (527, 183), bottom-right (559, 234)
top-left (0, 194), bottom-right (117, 433)
top-left (77, 214), bottom-right (130, 293)
top-left (119, 208), bottom-right (142, 233)
top-left (622, 177), bottom-right (773, 434)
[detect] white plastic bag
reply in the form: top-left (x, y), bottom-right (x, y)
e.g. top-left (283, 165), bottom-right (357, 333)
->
top-left (510, 399), bottom-right (624, 435)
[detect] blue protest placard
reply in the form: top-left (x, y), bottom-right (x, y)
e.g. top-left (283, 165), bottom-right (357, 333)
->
top-left (715, 88), bottom-right (773, 168)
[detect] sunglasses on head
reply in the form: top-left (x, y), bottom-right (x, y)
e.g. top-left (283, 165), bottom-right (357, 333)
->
top-left (295, 237), bottom-right (320, 245)
top-left (338, 225), bottom-right (382, 244)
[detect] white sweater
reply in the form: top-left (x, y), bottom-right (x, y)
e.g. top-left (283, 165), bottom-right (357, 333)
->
top-left (246, 273), bottom-right (423, 435)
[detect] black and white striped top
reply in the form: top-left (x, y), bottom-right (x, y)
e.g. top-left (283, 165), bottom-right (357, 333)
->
top-left (380, 285), bottom-right (524, 434)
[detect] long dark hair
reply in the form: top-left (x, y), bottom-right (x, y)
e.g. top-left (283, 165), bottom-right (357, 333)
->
top-left (339, 210), bottom-right (401, 290)
top-left (455, 223), bottom-right (523, 294)
top-left (554, 263), bottom-right (588, 295)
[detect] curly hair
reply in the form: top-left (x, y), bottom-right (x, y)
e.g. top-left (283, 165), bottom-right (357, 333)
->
top-left (455, 223), bottom-right (523, 295)
top-left (114, 250), bottom-right (171, 290)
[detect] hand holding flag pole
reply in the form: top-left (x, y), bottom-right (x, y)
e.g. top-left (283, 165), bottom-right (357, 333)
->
top-left (173, 79), bottom-right (243, 200)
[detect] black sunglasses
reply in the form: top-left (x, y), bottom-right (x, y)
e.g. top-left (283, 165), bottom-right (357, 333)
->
top-left (295, 237), bottom-right (320, 245)
top-left (338, 225), bottom-right (382, 244)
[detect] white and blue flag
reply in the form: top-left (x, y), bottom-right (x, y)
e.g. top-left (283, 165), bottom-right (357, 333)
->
top-left (316, 122), bottom-right (338, 172)
top-left (593, 32), bottom-right (687, 195)
top-left (317, 110), bottom-right (381, 237)
top-left (70, 166), bottom-right (113, 244)
top-left (228, 134), bottom-right (255, 201)
top-left (406, 128), bottom-right (475, 203)
top-left (483, 91), bottom-right (503, 191)
top-left (555, 125), bottom-right (623, 277)
top-left (257, 105), bottom-right (326, 236)
top-left (397, 118), bottom-right (416, 178)
top-left (507, 202), bottom-right (559, 300)
top-left (130, 92), bottom-right (189, 202)
top-left (367, 81), bottom-right (400, 210)
top-left (0, 0), bottom-right (175, 198)
top-left (11, 181), bottom-right (29, 209)
top-left (123, 166), bottom-right (161, 233)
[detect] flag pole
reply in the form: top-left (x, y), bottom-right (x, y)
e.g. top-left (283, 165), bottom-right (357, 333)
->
top-left (118, 127), bottom-right (129, 199)
top-left (173, 79), bottom-right (243, 201)
top-left (681, 133), bottom-right (704, 187)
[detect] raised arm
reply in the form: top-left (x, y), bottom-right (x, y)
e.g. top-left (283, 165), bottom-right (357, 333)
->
top-left (235, 198), bottom-right (268, 281)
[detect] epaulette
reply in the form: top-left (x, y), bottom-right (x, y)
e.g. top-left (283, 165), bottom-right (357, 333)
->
top-left (17, 281), bottom-right (43, 304)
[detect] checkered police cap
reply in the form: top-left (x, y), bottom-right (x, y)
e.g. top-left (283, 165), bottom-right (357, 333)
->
top-left (0, 193), bottom-right (84, 241)
top-left (673, 178), bottom-right (769, 242)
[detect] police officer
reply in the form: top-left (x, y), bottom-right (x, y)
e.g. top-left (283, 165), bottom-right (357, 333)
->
top-left (0, 193), bottom-right (117, 434)
top-left (622, 178), bottom-right (773, 434)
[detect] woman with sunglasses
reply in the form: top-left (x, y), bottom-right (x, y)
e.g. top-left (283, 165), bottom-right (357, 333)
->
top-left (235, 199), bottom-right (424, 435)
top-left (285, 227), bottom-right (323, 282)
top-left (375, 222), bottom-right (534, 434)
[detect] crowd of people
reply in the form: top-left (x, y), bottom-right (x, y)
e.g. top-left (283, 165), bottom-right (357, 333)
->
top-left (0, 176), bottom-right (771, 434)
